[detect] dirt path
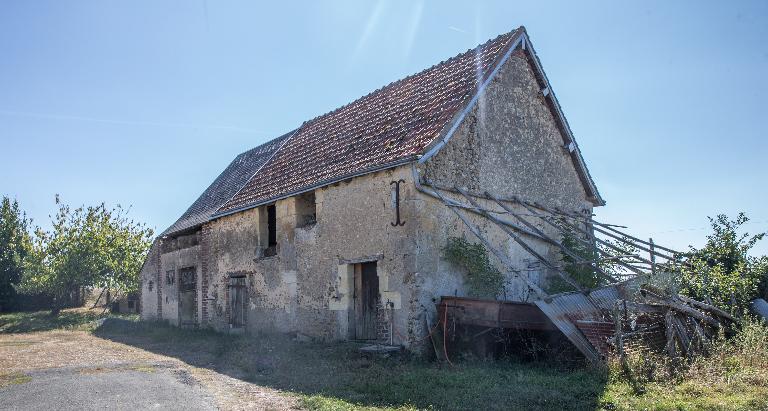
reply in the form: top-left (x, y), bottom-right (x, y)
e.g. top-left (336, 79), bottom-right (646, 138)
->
top-left (0, 330), bottom-right (300, 410)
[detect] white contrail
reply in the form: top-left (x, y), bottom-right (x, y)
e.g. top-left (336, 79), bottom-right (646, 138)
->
top-left (0, 109), bottom-right (271, 134)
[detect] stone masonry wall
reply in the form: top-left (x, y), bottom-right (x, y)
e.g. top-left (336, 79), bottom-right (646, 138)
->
top-left (139, 240), bottom-right (161, 321)
top-left (422, 49), bottom-right (594, 213)
top-left (202, 167), bottom-right (421, 346)
top-left (416, 48), bottom-right (596, 303)
top-left (159, 244), bottom-right (201, 326)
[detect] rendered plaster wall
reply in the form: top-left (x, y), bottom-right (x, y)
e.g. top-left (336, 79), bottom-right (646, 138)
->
top-left (416, 49), bottom-right (597, 305)
top-left (203, 167), bottom-right (423, 347)
top-left (139, 240), bottom-right (161, 321)
top-left (159, 244), bottom-right (201, 326)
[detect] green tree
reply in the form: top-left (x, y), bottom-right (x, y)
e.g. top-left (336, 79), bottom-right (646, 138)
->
top-left (19, 196), bottom-right (153, 314)
top-left (0, 197), bottom-right (32, 311)
top-left (680, 213), bottom-right (767, 313)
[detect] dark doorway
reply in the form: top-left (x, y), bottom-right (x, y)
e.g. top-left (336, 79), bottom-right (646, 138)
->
top-left (354, 262), bottom-right (379, 340)
top-left (229, 276), bottom-right (247, 329)
top-left (267, 204), bottom-right (277, 247)
top-left (178, 267), bottom-right (196, 327)
top-left (264, 204), bottom-right (278, 257)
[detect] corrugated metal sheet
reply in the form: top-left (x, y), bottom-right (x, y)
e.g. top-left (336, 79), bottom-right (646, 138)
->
top-left (535, 293), bottom-right (603, 362)
top-left (535, 277), bottom-right (646, 362)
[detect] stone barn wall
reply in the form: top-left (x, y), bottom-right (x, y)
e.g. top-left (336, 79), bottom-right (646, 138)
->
top-left (202, 166), bottom-right (423, 346)
top-left (139, 240), bottom-right (161, 321)
top-left (158, 234), bottom-right (201, 326)
top-left (416, 48), bottom-right (596, 305)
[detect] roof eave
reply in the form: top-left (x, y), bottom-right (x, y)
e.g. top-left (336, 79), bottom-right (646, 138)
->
top-left (210, 156), bottom-right (419, 220)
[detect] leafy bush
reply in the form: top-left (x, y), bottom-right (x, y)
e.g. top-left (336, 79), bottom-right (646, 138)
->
top-left (443, 237), bottom-right (504, 298)
top-left (0, 197), bottom-right (32, 311)
top-left (552, 227), bottom-right (639, 293)
top-left (679, 213), bottom-right (767, 313)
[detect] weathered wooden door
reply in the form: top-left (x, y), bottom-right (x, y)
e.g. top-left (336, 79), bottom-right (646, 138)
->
top-left (229, 276), bottom-right (247, 329)
top-left (354, 262), bottom-right (379, 340)
top-left (178, 267), bottom-right (196, 327)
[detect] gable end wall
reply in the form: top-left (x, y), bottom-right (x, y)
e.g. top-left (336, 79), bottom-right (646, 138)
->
top-left (413, 49), bottom-right (596, 303)
top-left (422, 49), bottom-right (593, 213)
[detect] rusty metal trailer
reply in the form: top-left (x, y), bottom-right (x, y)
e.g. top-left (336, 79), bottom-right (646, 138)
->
top-left (437, 296), bottom-right (556, 331)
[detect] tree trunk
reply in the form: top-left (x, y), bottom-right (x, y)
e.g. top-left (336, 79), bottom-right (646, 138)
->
top-left (50, 296), bottom-right (61, 317)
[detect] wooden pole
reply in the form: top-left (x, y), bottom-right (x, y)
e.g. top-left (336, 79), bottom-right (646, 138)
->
top-left (424, 180), bottom-right (548, 299)
top-left (456, 187), bottom-right (588, 294)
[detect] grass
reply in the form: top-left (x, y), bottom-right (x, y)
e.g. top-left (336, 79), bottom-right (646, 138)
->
top-left (94, 319), bottom-right (607, 410)
top-left (78, 364), bottom-right (157, 375)
top-left (0, 372), bottom-right (32, 388)
top-left (295, 361), bottom-right (606, 411)
top-left (0, 308), bottom-right (137, 333)
top-left (603, 379), bottom-right (768, 410)
top-left (3, 309), bottom-right (767, 410)
top-left (93, 317), bottom-right (768, 411)
top-left (602, 317), bottom-right (768, 411)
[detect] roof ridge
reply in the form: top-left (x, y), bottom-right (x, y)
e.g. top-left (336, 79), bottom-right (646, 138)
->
top-left (236, 130), bottom-right (292, 157)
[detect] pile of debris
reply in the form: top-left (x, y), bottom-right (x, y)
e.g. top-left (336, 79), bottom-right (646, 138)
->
top-left (612, 285), bottom-right (737, 359)
top-left (416, 175), bottom-right (740, 363)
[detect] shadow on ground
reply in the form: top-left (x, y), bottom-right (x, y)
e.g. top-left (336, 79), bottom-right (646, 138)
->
top-left (92, 318), bottom-right (608, 410)
top-left (0, 310), bottom-right (106, 333)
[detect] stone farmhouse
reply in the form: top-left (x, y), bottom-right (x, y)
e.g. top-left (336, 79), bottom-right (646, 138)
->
top-left (139, 26), bottom-right (603, 350)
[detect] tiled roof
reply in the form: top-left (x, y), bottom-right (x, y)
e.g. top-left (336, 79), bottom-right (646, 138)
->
top-left (216, 29), bottom-right (522, 214)
top-left (161, 131), bottom-right (291, 236)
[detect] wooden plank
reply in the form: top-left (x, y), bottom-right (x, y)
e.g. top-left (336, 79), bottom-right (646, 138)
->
top-left (486, 191), bottom-right (618, 283)
top-left (510, 197), bottom-right (648, 277)
top-left (354, 263), bottom-right (362, 339)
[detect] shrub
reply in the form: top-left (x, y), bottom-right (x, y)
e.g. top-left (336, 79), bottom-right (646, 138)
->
top-left (443, 237), bottom-right (504, 298)
top-left (679, 213), bottom-right (767, 314)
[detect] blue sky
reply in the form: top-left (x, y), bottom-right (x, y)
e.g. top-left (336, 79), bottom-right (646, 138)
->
top-left (1, 1), bottom-right (766, 255)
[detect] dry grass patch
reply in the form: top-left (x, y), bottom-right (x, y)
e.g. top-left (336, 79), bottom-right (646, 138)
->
top-left (602, 318), bottom-right (768, 410)
top-left (0, 372), bottom-right (32, 388)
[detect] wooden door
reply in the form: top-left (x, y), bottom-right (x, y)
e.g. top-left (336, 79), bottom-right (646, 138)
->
top-left (229, 276), bottom-right (246, 328)
top-left (179, 267), bottom-right (196, 327)
top-left (354, 262), bottom-right (379, 340)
